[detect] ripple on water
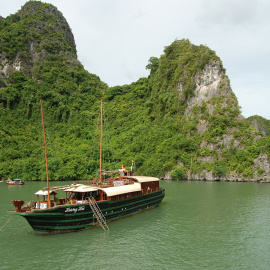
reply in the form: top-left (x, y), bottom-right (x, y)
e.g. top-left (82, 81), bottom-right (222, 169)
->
top-left (2, 181), bottom-right (270, 270)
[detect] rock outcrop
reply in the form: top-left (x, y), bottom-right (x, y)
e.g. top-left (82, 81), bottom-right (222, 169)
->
top-left (0, 1), bottom-right (79, 85)
top-left (163, 42), bottom-right (270, 182)
top-left (247, 115), bottom-right (270, 137)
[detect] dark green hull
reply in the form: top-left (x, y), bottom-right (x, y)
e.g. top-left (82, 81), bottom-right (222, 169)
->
top-left (14, 189), bottom-right (165, 234)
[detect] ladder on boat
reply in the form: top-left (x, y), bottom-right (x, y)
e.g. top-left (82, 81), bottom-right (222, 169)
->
top-left (87, 197), bottom-right (109, 231)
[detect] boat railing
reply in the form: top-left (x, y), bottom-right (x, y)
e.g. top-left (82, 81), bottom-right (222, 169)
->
top-left (76, 180), bottom-right (94, 185)
top-left (76, 177), bottom-right (135, 187)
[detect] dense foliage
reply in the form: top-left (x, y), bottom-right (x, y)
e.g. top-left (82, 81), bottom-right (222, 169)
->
top-left (1, 1), bottom-right (269, 181)
top-left (246, 115), bottom-right (270, 137)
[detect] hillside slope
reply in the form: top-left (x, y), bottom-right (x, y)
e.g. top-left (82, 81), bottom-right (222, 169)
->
top-left (1, 1), bottom-right (270, 182)
top-left (103, 39), bottom-right (270, 182)
top-left (0, 1), bottom-right (107, 180)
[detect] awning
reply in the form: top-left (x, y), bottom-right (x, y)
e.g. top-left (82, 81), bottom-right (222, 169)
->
top-left (101, 182), bottom-right (141, 197)
top-left (35, 190), bottom-right (57, 196)
top-left (64, 185), bottom-right (98, 193)
top-left (130, 176), bottom-right (159, 183)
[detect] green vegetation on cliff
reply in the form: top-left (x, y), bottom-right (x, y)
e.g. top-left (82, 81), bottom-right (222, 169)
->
top-left (0, 1), bottom-right (270, 181)
top-left (247, 115), bottom-right (270, 137)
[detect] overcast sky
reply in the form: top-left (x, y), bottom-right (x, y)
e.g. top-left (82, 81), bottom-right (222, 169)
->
top-left (1, 0), bottom-right (270, 119)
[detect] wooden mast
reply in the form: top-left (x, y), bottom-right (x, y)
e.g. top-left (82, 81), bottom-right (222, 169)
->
top-left (99, 99), bottom-right (103, 182)
top-left (40, 100), bottom-right (50, 208)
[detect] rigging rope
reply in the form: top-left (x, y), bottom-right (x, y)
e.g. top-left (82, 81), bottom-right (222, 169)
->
top-left (41, 103), bottom-right (72, 188)
top-left (103, 109), bottom-right (117, 171)
top-left (42, 109), bottom-right (62, 186)
top-left (85, 101), bottom-right (116, 178)
top-left (85, 103), bottom-right (117, 179)
top-left (85, 112), bottom-right (100, 179)
top-left (0, 215), bottom-right (13, 232)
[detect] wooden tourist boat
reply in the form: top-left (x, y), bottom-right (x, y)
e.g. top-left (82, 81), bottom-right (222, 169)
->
top-left (6, 179), bottom-right (24, 185)
top-left (9, 100), bottom-right (165, 234)
top-left (10, 172), bottom-right (165, 234)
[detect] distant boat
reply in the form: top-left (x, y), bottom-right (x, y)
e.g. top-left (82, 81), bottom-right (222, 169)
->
top-left (6, 179), bottom-right (24, 185)
top-left (9, 100), bottom-right (165, 234)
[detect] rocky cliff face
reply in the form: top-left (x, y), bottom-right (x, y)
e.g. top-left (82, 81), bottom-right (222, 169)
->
top-left (178, 60), bottom-right (269, 182)
top-left (20, 1), bottom-right (76, 53)
top-left (0, 1), bottom-right (79, 86)
top-left (185, 61), bottom-right (239, 116)
top-left (247, 115), bottom-right (270, 137)
top-left (149, 39), bottom-right (270, 182)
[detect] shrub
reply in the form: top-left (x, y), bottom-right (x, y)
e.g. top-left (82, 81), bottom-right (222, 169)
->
top-left (170, 167), bottom-right (186, 180)
top-left (213, 166), bottom-right (227, 177)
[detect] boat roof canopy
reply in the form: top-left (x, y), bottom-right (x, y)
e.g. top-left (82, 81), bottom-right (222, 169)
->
top-left (35, 190), bottom-right (57, 196)
top-left (130, 176), bottom-right (159, 183)
top-left (100, 182), bottom-right (141, 197)
top-left (64, 185), bottom-right (98, 193)
top-left (37, 175), bottom-right (159, 196)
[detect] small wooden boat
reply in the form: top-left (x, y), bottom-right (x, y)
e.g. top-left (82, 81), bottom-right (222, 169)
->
top-left (6, 179), bottom-right (24, 185)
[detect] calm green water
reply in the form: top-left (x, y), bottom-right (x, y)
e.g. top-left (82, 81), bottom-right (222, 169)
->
top-left (1, 180), bottom-right (270, 270)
